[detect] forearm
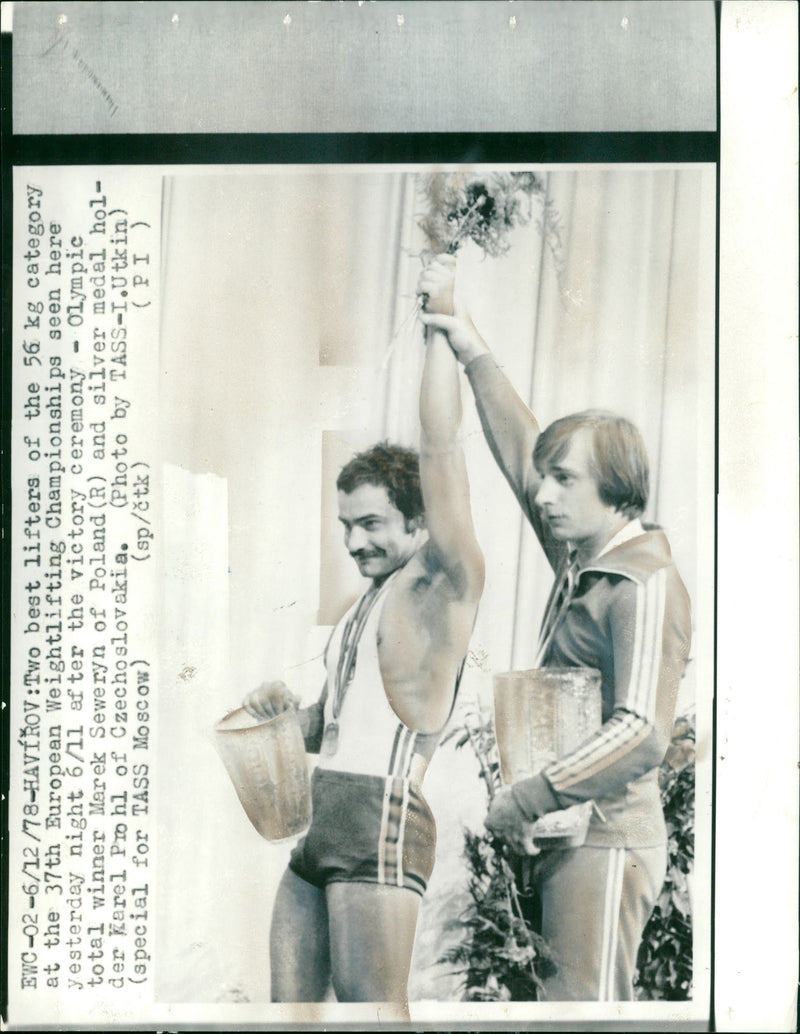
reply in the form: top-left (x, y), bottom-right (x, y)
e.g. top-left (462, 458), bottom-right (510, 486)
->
top-left (465, 353), bottom-right (541, 525)
top-left (510, 709), bottom-right (668, 819)
top-left (298, 700), bottom-right (326, 754)
top-left (418, 328), bottom-right (484, 595)
top-left (419, 327), bottom-right (462, 449)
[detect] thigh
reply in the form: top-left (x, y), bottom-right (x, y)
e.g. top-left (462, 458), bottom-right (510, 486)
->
top-left (535, 845), bottom-right (666, 1002)
top-left (270, 867), bottom-right (331, 1002)
top-left (326, 881), bottom-right (421, 1009)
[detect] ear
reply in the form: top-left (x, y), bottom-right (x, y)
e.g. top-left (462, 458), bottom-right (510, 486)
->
top-left (406, 514), bottom-right (426, 533)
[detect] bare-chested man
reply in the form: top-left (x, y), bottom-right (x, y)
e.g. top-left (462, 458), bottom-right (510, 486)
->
top-left (243, 262), bottom-right (484, 1015)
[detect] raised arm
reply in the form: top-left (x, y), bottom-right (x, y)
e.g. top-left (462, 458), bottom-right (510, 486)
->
top-left (465, 355), bottom-right (541, 528)
top-left (416, 262), bottom-right (484, 602)
top-left (419, 256), bottom-right (559, 567)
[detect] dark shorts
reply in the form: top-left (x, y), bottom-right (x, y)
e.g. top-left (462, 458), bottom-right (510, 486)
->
top-left (288, 768), bottom-right (436, 897)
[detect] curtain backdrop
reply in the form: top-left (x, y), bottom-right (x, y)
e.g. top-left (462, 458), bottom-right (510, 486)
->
top-left (155, 166), bottom-right (715, 1001)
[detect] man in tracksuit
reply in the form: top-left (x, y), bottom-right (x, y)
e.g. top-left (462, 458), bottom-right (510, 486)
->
top-left (418, 255), bottom-right (692, 1001)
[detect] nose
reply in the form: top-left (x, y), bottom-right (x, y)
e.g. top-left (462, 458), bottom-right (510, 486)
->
top-left (346, 524), bottom-right (368, 553)
top-left (535, 474), bottom-right (557, 509)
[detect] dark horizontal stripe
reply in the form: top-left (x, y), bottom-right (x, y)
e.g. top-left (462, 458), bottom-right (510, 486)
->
top-left (10, 132), bottom-right (719, 166)
top-left (402, 871), bottom-right (426, 893)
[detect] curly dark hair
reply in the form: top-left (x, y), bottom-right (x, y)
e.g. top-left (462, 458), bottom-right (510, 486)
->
top-left (336, 442), bottom-right (424, 525)
top-left (533, 410), bottom-right (650, 519)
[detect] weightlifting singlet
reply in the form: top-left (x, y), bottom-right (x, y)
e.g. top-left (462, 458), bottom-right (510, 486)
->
top-left (316, 572), bottom-right (441, 783)
top-left (288, 572), bottom-right (457, 896)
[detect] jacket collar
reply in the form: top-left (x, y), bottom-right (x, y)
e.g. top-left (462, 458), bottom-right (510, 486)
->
top-left (573, 521), bottom-right (673, 585)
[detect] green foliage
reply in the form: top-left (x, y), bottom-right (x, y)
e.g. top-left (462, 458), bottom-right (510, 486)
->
top-left (440, 830), bottom-right (555, 1001)
top-left (442, 704), bottom-right (696, 1002)
top-left (634, 714), bottom-right (695, 1000)
top-left (439, 703), bottom-right (554, 1000)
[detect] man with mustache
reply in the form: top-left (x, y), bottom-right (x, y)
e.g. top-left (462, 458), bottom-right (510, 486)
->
top-left (242, 263), bottom-right (484, 1016)
top-left (418, 255), bottom-right (692, 1002)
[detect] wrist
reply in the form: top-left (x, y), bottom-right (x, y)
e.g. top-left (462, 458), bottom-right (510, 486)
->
top-left (463, 348), bottom-right (495, 377)
top-left (450, 324), bottom-right (487, 366)
top-left (454, 332), bottom-right (490, 367)
top-left (511, 772), bottom-right (562, 820)
top-left (510, 783), bottom-right (538, 821)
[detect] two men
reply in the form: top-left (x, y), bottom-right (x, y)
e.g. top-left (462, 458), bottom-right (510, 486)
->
top-left (243, 292), bottom-right (484, 1014)
top-left (246, 252), bottom-right (691, 1006)
top-left (419, 256), bottom-right (692, 1001)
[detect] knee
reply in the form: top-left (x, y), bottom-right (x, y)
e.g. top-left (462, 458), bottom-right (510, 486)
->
top-left (331, 962), bottom-right (408, 1005)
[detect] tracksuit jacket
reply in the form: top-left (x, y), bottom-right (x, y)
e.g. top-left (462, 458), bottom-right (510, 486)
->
top-left (466, 353), bottom-right (692, 849)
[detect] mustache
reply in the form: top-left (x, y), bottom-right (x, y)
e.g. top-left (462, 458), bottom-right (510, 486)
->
top-left (350, 549), bottom-right (385, 561)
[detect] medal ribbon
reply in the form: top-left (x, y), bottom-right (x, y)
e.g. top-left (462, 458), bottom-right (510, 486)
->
top-left (331, 577), bottom-right (392, 721)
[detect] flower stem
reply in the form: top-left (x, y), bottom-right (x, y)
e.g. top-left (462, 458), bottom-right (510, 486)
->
top-left (464, 717), bottom-right (498, 800)
top-left (500, 850), bottom-right (543, 993)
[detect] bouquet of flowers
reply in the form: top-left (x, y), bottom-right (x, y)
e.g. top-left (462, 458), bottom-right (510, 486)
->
top-left (418, 170), bottom-right (560, 263)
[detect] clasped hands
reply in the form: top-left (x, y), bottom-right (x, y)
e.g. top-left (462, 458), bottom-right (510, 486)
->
top-left (417, 255), bottom-right (489, 367)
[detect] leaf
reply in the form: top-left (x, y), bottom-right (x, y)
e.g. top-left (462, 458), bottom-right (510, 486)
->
top-left (634, 714), bottom-right (695, 1001)
top-left (442, 712), bottom-right (695, 1002)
